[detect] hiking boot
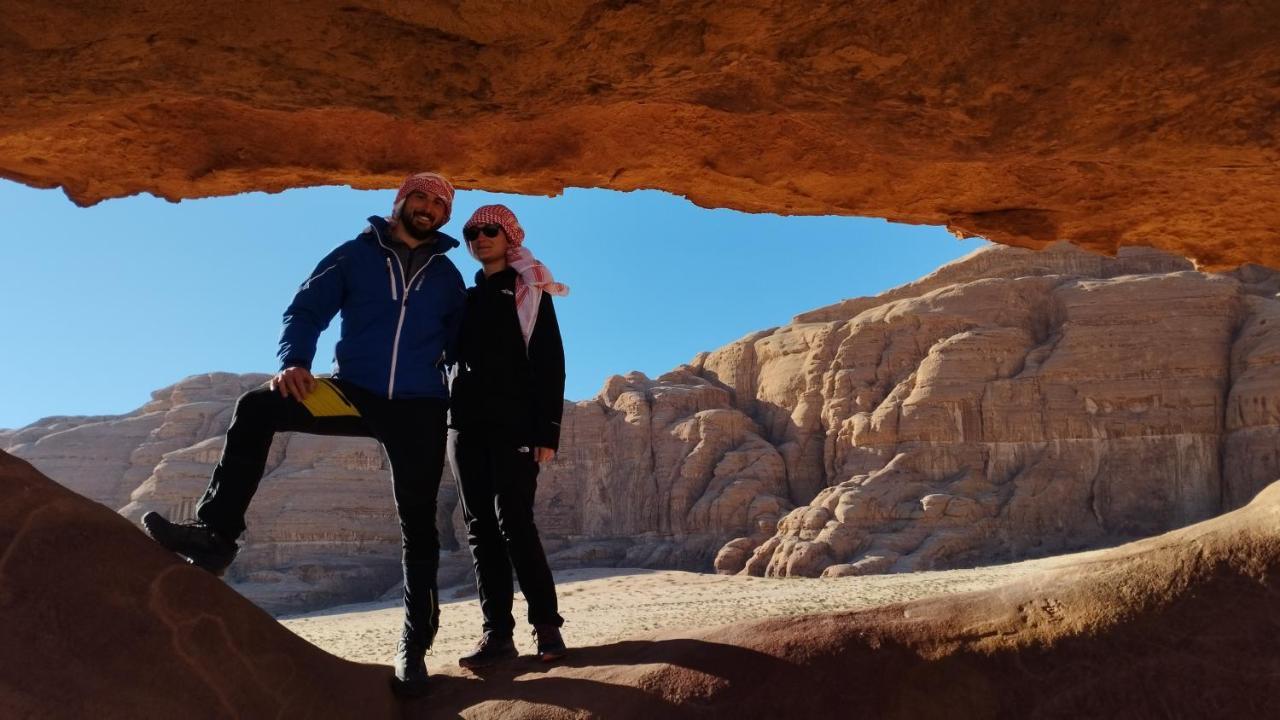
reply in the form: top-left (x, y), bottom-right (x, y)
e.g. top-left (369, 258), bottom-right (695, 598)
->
top-left (142, 512), bottom-right (239, 576)
top-left (391, 636), bottom-right (430, 697)
top-left (457, 631), bottom-right (518, 669)
top-left (533, 624), bottom-right (567, 662)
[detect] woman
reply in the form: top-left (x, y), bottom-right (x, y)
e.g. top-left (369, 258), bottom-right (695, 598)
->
top-left (449, 204), bottom-right (569, 667)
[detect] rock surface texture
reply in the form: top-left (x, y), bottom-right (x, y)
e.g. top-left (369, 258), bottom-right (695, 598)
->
top-left (712, 244), bottom-right (1280, 577)
top-left (5, 449), bottom-right (1280, 718)
top-left (2, 2), bottom-right (1278, 269)
top-left (9, 243), bottom-right (1280, 602)
top-left (0, 452), bottom-right (400, 720)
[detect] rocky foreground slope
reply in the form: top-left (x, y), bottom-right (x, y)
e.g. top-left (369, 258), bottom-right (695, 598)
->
top-left (4, 448), bottom-right (1278, 718)
top-left (7, 242), bottom-right (1279, 610)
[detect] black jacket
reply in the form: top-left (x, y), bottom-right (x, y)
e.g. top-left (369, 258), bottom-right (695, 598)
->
top-left (449, 268), bottom-right (566, 450)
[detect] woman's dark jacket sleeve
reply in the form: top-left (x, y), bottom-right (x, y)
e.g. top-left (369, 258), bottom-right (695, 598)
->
top-left (528, 292), bottom-right (566, 450)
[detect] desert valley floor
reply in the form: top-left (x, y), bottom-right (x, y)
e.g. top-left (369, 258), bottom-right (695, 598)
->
top-left (284, 558), bottom-right (1058, 666)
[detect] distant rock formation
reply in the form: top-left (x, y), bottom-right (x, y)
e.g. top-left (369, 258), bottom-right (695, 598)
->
top-left (8, 242), bottom-right (1279, 610)
top-left (711, 244), bottom-right (1280, 577)
top-left (540, 369), bottom-right (792, 569)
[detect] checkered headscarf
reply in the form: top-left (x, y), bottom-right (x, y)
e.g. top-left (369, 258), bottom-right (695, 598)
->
top-left (463, 204), bottom-right (568, 348)
top-left (391, 172), bottom-right (455, 225)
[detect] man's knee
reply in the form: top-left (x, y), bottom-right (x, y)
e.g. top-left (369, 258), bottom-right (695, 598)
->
top-left (228, 387), bottom-right (290, 433)
top-left (235, 385), bottom-right (284, 415)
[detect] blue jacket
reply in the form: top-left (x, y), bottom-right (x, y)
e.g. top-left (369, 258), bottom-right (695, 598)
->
top-left (277, 215), bottom-right (466, 400)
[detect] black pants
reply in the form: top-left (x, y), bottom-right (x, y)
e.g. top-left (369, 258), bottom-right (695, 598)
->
top-left (195, 381), bottom-right (446, 647)
top-left (448, 427), bottom-right (563, 636)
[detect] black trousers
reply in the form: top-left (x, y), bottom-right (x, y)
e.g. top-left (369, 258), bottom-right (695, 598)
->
top-left (195, 381), bottom-right (446, 647)
top-left (448, 427), bottom-right (563, 636)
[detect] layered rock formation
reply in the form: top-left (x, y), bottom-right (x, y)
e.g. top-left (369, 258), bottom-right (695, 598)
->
top-left (2, 2), bottom-right (1278, 268)
top-left (5, 369), bottom-right (791, 611)
top-left (5, 363), bottom-right (788, 604)
top-left (4, 374), bottom-right (269, 512)
top-left (712, 243), bottom-right (1280, 577)
top-left (541, 370), bottom-right (792, 568)
top-left (7, 447), bottom-right (1280, 718)
top-left (9, 242), bottom-right (1280, 603)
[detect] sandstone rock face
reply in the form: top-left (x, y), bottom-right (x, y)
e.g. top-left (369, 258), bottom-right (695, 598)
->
top-left (8, 448), bottom-right (1280, 719)
top-left (0, 451), bottom-right (400, 720)
top-left (2, 2), bottom-right (1278, 269)
top-left (541, 370), bottom-right (791, 569)
top-left (4, 373), bottom-right (266, 511)
top-left (9, 243), bottom-right (1279, 604)
top-left (5, 370), bottom-right (790, 612)
top-left (713, 244), bottom-right (1280, 577)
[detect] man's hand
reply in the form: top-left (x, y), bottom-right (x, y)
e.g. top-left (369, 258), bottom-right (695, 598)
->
top-left (271, 366), bottom-right (316, 400)
top-left (533, 447), bottom-right (556, 464)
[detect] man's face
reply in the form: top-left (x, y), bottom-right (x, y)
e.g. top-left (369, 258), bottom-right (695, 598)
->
top-left (399, 190), bottom-right (448, 239)
top-left (467, 224), bottom-right (510, 263)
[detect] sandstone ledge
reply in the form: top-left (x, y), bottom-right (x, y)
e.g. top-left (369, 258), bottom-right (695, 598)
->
top-left (2, 2), bottom-right (1278, 268)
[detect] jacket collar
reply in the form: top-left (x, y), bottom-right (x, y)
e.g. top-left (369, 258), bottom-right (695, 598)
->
top-left (364, 215), bottom-right (460, 255)
top-left (474, 266), bottom-right (517, 289)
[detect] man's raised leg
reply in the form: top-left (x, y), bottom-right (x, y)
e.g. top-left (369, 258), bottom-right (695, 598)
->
top-left (144, 384), bottom-right (367, 574)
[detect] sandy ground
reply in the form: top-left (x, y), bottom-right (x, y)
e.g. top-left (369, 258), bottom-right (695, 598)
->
top-left (282, 557), bottom-right (1060, 666)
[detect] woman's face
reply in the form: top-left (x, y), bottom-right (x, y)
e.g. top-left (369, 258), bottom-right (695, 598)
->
top-left (467, 224), bottom-right (510, 263)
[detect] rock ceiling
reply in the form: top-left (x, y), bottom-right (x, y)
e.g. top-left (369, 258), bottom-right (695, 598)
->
top-left (1, 1), bottom-right (1277, 268)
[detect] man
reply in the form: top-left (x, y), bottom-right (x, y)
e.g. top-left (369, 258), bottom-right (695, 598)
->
top-left (141, 172), bottom-right (465, 697)
top-left (448, 204), bottom-right (568, 668)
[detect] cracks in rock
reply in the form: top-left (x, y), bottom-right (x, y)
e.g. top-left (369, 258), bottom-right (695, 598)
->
top-left (145, 566), bottom-right (239, 718)
top-left (0, 499), bottom-right (58, 580)
top-left (644, 391), bottom-right (663, 532)
top-left (1085, 459), bottom-right (1106, 532)
top-left (1011, 281), bottom-right (1070, 381)
top-left (146, 564), bottom-right (290, 715)
top-left (1218, 291), bottom-right (1252, 512)
top-left (1013, 324), bottom-right (1064, 382)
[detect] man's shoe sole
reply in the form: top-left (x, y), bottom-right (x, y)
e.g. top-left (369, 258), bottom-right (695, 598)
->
top-left (538, 648), bottom-right (567, 662)
top-left (179, 550), bottom-right (234, 578)
top-left (458, 646), bottom-right (519, 669)
top-left (141, 512), bottom-right (236, 577)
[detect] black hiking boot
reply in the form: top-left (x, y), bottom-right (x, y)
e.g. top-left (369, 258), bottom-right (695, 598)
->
top-left (532, 624), bottom-right (567, 662)
top-left (141, 511), bottom-right (239, 577)
top-left (391, 636), bottom-right (430, 697)
top-left (457, 631), bottom-right (518, 669)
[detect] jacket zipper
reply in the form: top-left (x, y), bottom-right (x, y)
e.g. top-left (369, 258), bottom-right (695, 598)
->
top-left (386, 258), bottom-right (398, 301)
top-left (373, 225), bottom-right (440, 399)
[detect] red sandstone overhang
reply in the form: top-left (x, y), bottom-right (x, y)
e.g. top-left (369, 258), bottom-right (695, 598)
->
top-left (1, 2), bottom-right (1277, 269)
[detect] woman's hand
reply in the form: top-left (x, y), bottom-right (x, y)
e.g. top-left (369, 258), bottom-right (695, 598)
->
top-left (533, 447), bottom-right (556, 464)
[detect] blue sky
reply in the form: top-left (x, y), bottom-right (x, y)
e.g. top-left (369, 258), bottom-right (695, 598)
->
top-left (0, 180), bottom-right (986, 429)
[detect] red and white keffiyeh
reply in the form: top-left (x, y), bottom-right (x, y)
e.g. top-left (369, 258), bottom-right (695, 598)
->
top-left (463, 204), bottom-right (569, 348)
top-left (391, 172), bottom-right (455, 224)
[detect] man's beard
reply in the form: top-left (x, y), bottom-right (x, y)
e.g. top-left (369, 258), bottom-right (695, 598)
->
top-left (399, 205), bottom-right (438, 240)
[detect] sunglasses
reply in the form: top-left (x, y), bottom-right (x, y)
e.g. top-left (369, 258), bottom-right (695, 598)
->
top-left (463, 224), bottom-right (503, 242)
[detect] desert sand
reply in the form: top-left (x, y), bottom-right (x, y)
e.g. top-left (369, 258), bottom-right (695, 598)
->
top-left (283, 559), bottom-right (1058, 666)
